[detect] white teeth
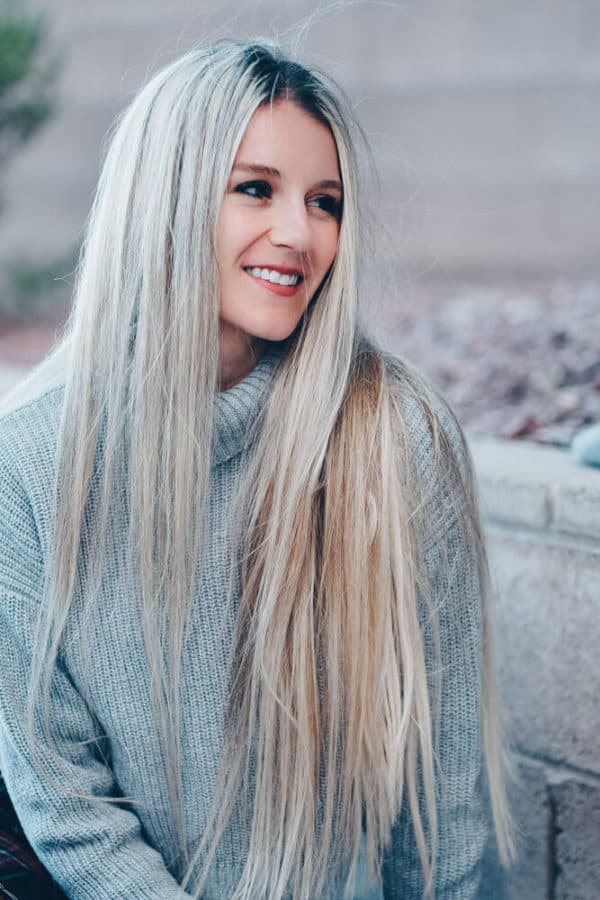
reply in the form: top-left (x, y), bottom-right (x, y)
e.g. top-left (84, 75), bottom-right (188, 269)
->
top-left (245, 267), bottom-right (300, 286)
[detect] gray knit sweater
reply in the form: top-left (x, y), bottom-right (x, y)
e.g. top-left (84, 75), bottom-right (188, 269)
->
top-left (0, 347), bottom-right (487, 899)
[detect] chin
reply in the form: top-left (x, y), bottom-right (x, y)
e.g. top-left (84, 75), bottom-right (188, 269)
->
top-left (245, 314), bottom-right (306, 344)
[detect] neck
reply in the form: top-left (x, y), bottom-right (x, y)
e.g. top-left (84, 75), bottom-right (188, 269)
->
top-left (218, 324), bottom-right (268, 391)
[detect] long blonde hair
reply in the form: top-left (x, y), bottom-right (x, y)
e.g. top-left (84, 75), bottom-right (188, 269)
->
top-left (7, 40), bottom-right (514, 898)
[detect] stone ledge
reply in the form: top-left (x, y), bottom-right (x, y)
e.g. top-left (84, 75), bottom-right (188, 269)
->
top-left (485, 531), bottom-right (600, 775)
top-left (469, 436), bottom-right (600, 540)
top-left (469, 437), bottom-right (600, 776)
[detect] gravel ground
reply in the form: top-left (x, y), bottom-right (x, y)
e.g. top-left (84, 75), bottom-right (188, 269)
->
top-left (1, 280), bottom-right (599, 449)
top-left (370, 279), bottom-right (600, 448)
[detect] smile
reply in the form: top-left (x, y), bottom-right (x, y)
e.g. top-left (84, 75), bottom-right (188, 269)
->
top-left (244, 267), bottom-right (302, 286)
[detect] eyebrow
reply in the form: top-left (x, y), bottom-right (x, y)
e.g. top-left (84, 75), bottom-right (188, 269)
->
top-left (232, 162), bottom-right (342, 192)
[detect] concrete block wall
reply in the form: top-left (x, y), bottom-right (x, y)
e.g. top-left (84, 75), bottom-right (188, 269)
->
top-left (472, 438), bottom-right (600, 899)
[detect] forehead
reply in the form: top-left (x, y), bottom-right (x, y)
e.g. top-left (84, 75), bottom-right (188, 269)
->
top-left (233, 100), bottom-right (340, 182)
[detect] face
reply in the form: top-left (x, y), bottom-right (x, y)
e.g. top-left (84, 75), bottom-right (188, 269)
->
top-left (216, 99), bottom-right (342, 373)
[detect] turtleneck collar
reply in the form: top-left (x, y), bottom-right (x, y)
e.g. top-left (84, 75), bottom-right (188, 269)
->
top-left (212, 342), bottom-right (287, 466)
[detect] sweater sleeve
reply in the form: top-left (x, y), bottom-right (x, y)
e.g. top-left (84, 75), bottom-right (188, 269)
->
top-left (0, 453), bottom-right (191, 900)
top-left (381, 401), bottom-right (488, 899)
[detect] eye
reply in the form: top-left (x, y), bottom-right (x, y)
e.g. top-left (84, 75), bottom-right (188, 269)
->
top-left (234, 180), bottom-right (272, 199)
top-left (308, 194), bottom-right (342, 219)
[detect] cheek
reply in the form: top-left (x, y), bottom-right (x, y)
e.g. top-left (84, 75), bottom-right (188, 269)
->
top-left (216, 206), bottom-right (246, 266)
top-left (216, 212), bottom-right (234, 262)
top-left (215, 214), bottom-right (227, 268)
top-left (322, 224), bottom-right (340, 270)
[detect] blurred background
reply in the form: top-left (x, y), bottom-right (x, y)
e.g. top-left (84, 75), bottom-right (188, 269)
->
top-left (1, 0), bottom-right (599, 444)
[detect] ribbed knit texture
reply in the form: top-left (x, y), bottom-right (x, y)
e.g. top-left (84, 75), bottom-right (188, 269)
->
top-left (0, 346), bottom-right (487, 899)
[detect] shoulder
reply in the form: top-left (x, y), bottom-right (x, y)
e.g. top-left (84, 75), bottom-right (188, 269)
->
top-left (0, 384), bottom-right (64, 555)
top-left (375, 349), bottom-right (481, 562)
top-left (0, 382), bottom-right (63, 476)
top-left (349, 338), bottom-right (473, 497)
top-left (380, 348), bottom-right (472, 483)
top-left (379, 352), bottom-right (487, 659)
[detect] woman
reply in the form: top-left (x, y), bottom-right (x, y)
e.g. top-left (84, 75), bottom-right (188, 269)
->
top-left (0, 41), bottom-right (514, 899)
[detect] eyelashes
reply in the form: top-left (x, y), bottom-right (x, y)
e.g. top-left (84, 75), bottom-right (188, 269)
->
top-left (234, 180), bottom-right (272, 199)
top-left (233, 180), bottom-right (342, 219)
top-left (310, 194), bottom-right (342, 218)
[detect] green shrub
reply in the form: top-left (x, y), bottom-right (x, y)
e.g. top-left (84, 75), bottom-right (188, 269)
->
top-left (0, 1), bottom-right (61, 322)
top-left (0, 1), bottom-right (58, 170)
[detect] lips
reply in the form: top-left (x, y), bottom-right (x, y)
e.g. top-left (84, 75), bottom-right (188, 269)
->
top-left (243, 265), bottom-right (305, 297)
top-left (243, 266), bottom-right (305, 288)
top-left (244, 264), bottom-right (303, 276)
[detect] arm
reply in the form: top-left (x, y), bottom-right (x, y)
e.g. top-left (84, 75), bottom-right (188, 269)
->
top-left (382, 400), bottom-right (488, 899)
top-left (0, 455), bottom-right (191, 900)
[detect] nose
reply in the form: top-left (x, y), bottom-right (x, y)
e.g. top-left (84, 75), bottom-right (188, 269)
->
top-left (268, 195), bottom-right (312, 253)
